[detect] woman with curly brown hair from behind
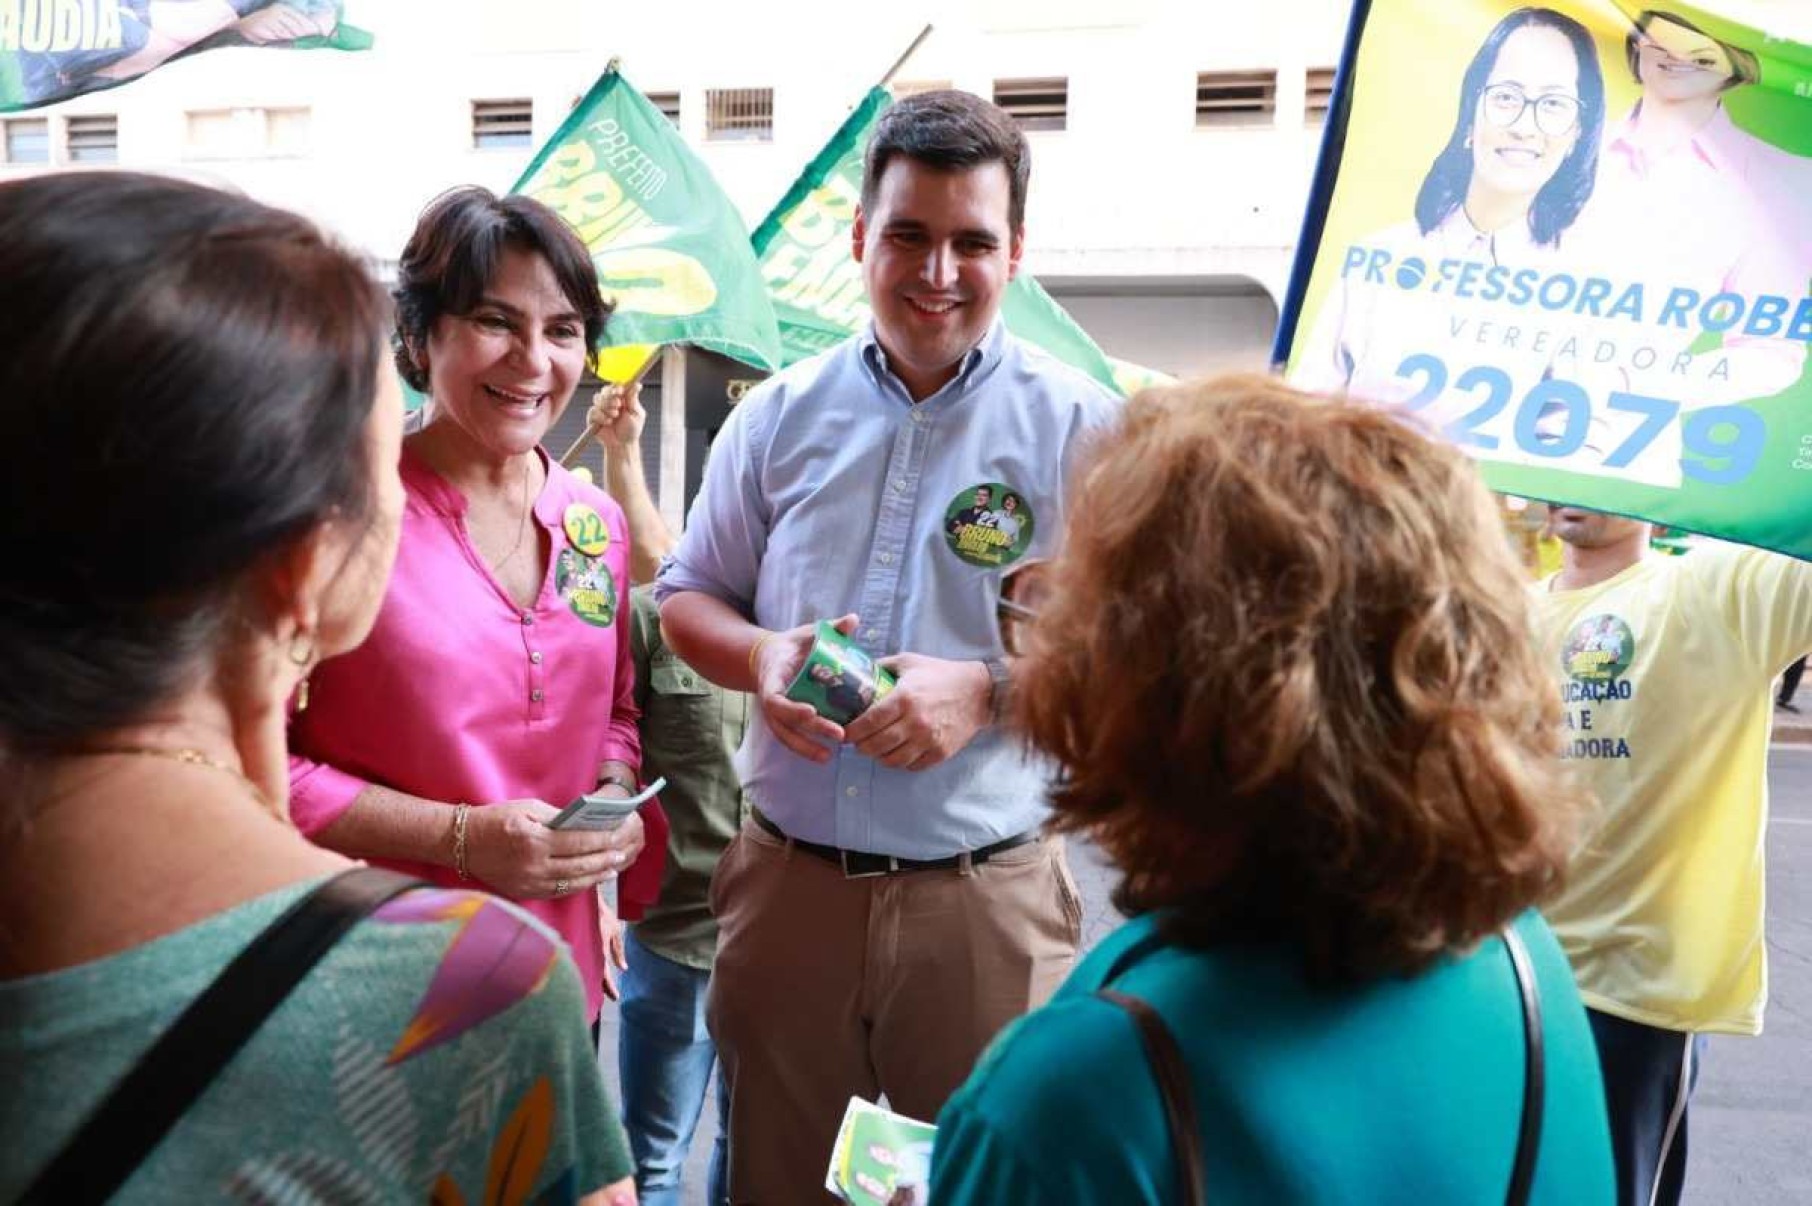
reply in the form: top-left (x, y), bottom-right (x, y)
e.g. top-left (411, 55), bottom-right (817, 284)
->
top-left (928, 376), bottom-right (1614, 1204)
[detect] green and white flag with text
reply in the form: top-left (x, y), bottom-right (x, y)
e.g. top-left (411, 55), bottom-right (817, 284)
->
top-left (516, 65), bottom-right (783, 374)
top-left (1278, 0), bottom-right (1812, 558)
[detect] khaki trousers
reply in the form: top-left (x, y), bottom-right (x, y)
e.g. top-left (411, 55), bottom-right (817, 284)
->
top-left (705, 816), bottom-right (1083, 1204)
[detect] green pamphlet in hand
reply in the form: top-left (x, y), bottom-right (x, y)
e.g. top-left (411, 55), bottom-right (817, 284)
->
top-left (825, 1096), bottom-right (936, 1206)
top-left (784, 622), bottom-right (896, 727)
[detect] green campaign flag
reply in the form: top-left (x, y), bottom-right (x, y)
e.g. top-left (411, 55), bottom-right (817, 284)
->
top-left (1, 1), bottom-right (370, 113)
top-left (516, 65), bottom-right (783, 374)
top-left (751, 84), bottom-right (1127, 396)
top-left (1278, 0), bottom-right (1812, 559)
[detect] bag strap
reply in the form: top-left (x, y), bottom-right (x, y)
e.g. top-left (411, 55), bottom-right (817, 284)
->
top-left (1094, 924), bottom-right (1542, 1206)
top-left (1097, 988), bottom-right (1207, 1206)
top-left (1500, 924), bottom-right (1545, 1206)
top-left (21, 866), bottom-right (422, 1204)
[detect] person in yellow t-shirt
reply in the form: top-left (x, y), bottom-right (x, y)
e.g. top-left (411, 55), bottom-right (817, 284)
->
top-left (1537, 504), bottom-right (1812, 1206)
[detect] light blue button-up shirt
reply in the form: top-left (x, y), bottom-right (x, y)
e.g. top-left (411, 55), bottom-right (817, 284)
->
top-left (655, 321), bottom-right (1121, 858)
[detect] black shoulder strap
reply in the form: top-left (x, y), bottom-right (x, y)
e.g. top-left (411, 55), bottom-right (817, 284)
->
top-left (1097, 988), bottom-right (1207, 1206)
top-left (1093, 925), bottom-right (1542, 1206)
top-left (21, 866), bottom-right (422, 1205)
top-left (1501, 925), bottom-right (1545, 1206)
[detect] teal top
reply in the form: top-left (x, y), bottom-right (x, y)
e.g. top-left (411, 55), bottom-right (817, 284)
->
top-left (931, 910), bottom-right (1613, 1205)
top-left (1, 878), bottom-right (631, 1202)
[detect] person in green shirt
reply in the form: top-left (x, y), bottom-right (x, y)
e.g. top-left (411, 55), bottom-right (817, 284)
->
top-left (589, 384), bottom-right (749, 1206)
top-left (930, 375), bottom-right (1614, 1204)
top-left (0, 172), bottom-right (633, 1206)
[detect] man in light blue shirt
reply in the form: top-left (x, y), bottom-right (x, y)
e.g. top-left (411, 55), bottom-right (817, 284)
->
top-left (656, 89), bottom-right (1119, 1203)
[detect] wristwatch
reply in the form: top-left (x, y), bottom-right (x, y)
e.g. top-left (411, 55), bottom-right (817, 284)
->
top-left (984, 657), bottom-right (1012, 724)
top-left (594, 770), bottom-right (638, 795)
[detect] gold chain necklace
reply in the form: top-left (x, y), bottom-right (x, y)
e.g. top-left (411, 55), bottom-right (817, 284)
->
top-left (489, 456), bottom-right (535, 571)
top-left (87, 746), bottom-right (273, 812)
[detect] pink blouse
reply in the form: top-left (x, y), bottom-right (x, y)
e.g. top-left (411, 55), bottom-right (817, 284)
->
top-left (289, 443), bottom-right (661, 1020)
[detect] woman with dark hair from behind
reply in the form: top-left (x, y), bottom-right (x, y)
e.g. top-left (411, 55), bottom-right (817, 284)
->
top-left (288, 186), bottom-right (665, 1029)
top-left (1296, 6), bottom-right (1605, 418)
top-left (0, 173), bottom-right (635, 1203)
top-left (929, 376), bottom-right (1614, 1203)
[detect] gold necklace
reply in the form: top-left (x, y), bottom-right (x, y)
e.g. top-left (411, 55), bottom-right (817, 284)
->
top-left (87, 746), bottom-right (273, 812)
top-left (490, 456), bottom-right (535, 570)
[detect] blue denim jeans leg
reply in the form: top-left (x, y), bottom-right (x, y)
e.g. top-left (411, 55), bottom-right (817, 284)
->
top-left (618, 927), bottom-right (728, 1206)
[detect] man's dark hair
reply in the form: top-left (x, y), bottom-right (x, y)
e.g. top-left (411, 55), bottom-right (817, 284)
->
top-left (861, 89), bottom-right (1031, 230)
top-left (392, 186), bottom-right (612, 391)
top-left (0, 172), bottom-right (389, 756)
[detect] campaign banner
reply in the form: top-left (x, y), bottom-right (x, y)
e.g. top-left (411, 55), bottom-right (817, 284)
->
top-left (1277, 0), bottom-right (1812, 559)
top-left (751, 84), bottom-right (1140, 396)
top-left (0, 1), bottom-right (370, 113)
top-left (516, 65), bottom-right (784, 374)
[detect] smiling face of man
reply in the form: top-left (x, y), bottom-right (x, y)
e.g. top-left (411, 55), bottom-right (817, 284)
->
top-left (852, 156), bottom-right (1023, 402)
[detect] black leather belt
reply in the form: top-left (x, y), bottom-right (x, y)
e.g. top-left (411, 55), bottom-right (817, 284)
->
top-left (751, 809), bottom-right (1039, 878)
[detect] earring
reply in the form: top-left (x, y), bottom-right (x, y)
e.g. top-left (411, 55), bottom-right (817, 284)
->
top-left (289, 633), bottom-right (314, 713)
top-left (1464, 133), bottom-right (1473, 149)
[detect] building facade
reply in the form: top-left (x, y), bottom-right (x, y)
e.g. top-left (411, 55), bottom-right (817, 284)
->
top-left (3, 0), bottom-right (1353, 515)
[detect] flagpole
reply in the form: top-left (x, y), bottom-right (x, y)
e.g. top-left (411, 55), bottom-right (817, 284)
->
top-left (878, 24), bottom-right (932, 89)
top-left (557, 346), bottom-right (663, 469)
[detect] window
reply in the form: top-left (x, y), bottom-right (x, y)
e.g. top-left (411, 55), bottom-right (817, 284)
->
top-left (265, 107), bottom-right (311, 156)
top-left (993, 77), bottom-right (1067, 132)
top-left (472, 99), bottom-right (533, 149)
top-left (186, 109), bottom-right (238, 156)
top-left (647, 91), bottom-right (681, 126)
top-left (1195, 70), bottom-right (1278, 128)
top-left (64, 115), bottom-right (118, 162)
top-left (184, 107), bottom-right (313, 158)
top-left (1306, 67), bottom-right (1338, 123)
top-left (3, 117), bottom-right (49, 164)
top-left (705, 88), bottom-right (773, 141)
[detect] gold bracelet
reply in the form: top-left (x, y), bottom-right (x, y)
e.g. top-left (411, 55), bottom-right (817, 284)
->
top-left (452, 802), bottom-right (471, 881)
top-left (747, 630), bottom-right (774, 681)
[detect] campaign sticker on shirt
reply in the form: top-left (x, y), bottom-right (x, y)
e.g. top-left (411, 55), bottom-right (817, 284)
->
top-left (562, 503), bottom-right (611, 557)
top-left (1561, 613), bottom-right (1635, 684)
top-left (555, 547), bottom-right (617, 628)
top-left (942, 482), bottom-right (1034, 568)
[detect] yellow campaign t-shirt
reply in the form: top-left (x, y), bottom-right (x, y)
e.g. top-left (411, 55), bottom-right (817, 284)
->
top-left (1537, 545), bottom-right (1812, 1035)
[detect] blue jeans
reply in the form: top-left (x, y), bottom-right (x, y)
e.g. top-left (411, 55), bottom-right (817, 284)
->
top-left (618, 928), bottom-right (728, 1206)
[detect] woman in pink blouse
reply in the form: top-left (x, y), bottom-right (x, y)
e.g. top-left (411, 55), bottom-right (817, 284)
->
top-left (289, 187), bottom-right (663, 1024)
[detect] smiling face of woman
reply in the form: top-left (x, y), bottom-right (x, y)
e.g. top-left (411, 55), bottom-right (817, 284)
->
top-left (1468, 24), bottom-right (1583, 211)
top-left (422, 245), bottom-right (588, 463)
top-left (1637, 16), bottom-right (1737, 103)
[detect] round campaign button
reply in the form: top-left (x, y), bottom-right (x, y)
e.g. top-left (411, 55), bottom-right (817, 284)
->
top-left (563, 502), bottom-right (611, 556)
top-left (942, 481), bottom-right (1034, 568)
top-left (555, 548), bottom-right (618, 628)
top-left (1561, 613), bottom-right (1635, 683)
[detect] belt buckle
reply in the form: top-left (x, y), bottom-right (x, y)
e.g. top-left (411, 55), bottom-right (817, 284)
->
top-left (841, 850), bottom-right (899, 879)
